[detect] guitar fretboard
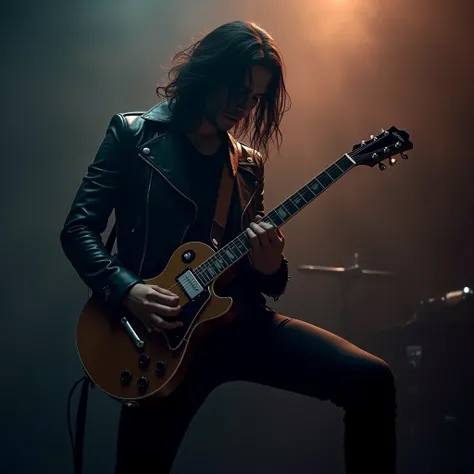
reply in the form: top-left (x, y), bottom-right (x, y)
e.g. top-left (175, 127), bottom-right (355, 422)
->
top-left (193, 154), bottom-right (355, 286)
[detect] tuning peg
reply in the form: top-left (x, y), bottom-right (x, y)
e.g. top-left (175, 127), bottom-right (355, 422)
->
top-left (370, 134), bottom-right (377, 141)
top-left (401, 152), bottom-right (409, 160)
top-left (378, 163), bottom-right (386, 171)
top-left (383, 147), bottom-right (390, 154)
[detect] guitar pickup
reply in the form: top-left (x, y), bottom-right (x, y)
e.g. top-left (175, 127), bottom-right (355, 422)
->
top-left (177, 269), bottom-right (204, 300)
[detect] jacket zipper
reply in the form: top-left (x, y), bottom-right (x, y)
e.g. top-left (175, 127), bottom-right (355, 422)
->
top-left (240, 175), bottom-right (260, 232)
top-left (239, 174), bottom-right (260, 271)
top-left (139, 153), bottom-right (198, 247)
top-left (138, 167), bottom-right (153, 277)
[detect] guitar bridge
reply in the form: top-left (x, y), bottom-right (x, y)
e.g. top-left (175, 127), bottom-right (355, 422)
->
top-left (177, 268), bottom-right (204, 300)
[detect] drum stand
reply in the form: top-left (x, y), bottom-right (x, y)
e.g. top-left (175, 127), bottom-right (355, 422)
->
top-left (298, 252), bottom-right (394, 339)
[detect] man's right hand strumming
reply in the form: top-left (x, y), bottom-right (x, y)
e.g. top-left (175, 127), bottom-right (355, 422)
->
top-left (122, 283), bottom-right (183, 332)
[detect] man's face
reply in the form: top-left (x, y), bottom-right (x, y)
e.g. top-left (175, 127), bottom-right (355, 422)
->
top-left (205, 65), bottom-right (272, 132)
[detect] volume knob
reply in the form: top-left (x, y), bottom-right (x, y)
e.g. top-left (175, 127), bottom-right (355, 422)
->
top-left (156, 361), bottom-right (167, 377)
top-left (137, 376), bottom-right (149, 393)
top-left (120, 369), bottom-right (133, 386)
top-left (138, 353), bottom-right (150, 369)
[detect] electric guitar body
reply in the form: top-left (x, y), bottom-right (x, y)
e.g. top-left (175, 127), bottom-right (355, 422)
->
top-left (76, 241), bottom-right (237, 404)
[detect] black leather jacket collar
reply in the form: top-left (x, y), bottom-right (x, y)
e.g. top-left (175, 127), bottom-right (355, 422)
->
top-left (141, 100), bottom-right (242, 175)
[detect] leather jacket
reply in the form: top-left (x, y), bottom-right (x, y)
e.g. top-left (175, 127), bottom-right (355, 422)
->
top-left (60, 101), bottom-right (289, 310)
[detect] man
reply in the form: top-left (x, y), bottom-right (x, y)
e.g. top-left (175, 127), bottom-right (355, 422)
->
top-left (61, 20), bottom-right (396, 474)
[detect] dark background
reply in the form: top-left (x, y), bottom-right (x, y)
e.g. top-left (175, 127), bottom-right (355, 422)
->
top-left (1, 0), bottom-right (473, 472)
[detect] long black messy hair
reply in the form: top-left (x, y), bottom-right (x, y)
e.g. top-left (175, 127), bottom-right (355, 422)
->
top-left (156, 21), bottom-right (291, 161)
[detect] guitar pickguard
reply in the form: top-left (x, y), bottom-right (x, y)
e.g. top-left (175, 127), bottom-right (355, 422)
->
top-left (163, 288), bottom-right (211, 350)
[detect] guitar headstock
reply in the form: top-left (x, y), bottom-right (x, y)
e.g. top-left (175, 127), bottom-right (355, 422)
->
top-left (351, 126), bottom-right (413, 170)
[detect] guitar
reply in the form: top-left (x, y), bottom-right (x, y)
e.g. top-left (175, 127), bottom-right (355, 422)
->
top-left (76, 126), bottom-right (413, 404)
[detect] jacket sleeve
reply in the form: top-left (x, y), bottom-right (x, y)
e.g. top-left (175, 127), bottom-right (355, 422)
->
top-left (243, 163), bottom-right (290, 301)
top-left (60, 114), bottom-right (143, 309)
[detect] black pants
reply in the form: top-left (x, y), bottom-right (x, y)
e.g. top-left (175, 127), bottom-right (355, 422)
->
top-left (115, 308), bottom-right (396, 473)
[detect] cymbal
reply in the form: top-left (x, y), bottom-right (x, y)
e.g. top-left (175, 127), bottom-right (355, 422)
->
top-left (297, 264), bottom-right (393, 277)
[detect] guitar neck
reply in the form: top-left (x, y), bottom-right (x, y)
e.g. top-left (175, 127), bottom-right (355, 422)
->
top-left (193, 153), bottom-right (356, 286)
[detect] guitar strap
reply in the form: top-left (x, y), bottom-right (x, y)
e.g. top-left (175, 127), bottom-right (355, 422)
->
top-left (210, 141), bottom-right (239, 248)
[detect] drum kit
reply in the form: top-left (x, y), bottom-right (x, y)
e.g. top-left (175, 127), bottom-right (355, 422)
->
top-left (297, 252), bottom-right (473, 337)
top-left (298, 254), bottom-right (474, 472)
